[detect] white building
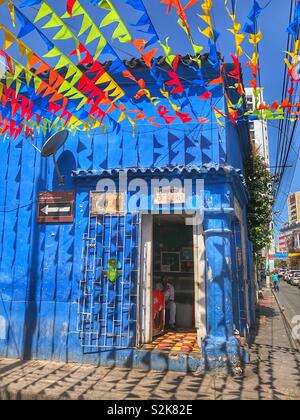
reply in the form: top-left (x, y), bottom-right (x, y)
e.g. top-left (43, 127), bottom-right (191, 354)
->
top-left (245, 87), bottom-right (270, 165)
top-left (245, 88), bottom-right (274, 275)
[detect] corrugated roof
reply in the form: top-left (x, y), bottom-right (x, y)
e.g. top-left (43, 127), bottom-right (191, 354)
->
top-left (72, 164), bottom-right (249, 200)
top-left (72, 163), bottom-right (243, 179)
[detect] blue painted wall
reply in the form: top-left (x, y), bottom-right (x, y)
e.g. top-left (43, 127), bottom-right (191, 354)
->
top-left (0, 61), bottom-right (253, 369)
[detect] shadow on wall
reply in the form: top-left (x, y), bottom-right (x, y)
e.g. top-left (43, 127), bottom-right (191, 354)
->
top-left (21, 149), bottom-right (76, 360)
top-left (52, 151), bottom-right (77, 191)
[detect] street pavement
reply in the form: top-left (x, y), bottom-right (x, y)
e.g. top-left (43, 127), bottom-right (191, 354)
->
top-left (274, 280), bottom-right (300, 328)
top-left (0, 289), bottom-right (300, 400)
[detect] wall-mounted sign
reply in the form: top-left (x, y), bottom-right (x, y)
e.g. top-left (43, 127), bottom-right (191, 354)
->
top-left (91, 192), bottom-right (125, 214)
top-left (37, 192), bottom-right (75, 224)
top-left (154, 187), bottom-right (185, 205)
top-left (269, 253), bottom-right (300, 259)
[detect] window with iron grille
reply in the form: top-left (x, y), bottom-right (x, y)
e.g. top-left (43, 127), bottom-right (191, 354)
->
top-left (78, 203), bottom-right (140, 351)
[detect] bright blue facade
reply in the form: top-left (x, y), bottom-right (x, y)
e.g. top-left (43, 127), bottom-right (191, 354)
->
top-left (0, 58), bottom-right (255, 372)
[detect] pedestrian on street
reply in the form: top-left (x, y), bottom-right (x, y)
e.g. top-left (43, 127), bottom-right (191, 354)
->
top-left (272, 271), bottom-right (280, 292)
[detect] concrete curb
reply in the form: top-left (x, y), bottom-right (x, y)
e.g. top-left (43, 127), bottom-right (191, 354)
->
top-left (271, 289), bottom-right (300, 352)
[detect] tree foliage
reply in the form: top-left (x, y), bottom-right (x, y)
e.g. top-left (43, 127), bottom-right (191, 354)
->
top-left (275, 259), bottom-right (288, 269)
top-left (245, 156), bottom-right (275, 257)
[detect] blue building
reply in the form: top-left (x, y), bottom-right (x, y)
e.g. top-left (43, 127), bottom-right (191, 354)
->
top-left (0, 56), bottom-right (255, 372)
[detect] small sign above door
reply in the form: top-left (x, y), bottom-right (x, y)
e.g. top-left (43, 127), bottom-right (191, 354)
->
top-left (91, 192), bottom-right (125, 214)
top-left (37, 192), bottom-right (75, 224)
top-left (154, 187), bottom-right (185, 205)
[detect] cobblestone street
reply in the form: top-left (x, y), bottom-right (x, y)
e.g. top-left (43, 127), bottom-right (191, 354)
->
top-left (1, 289), bottom-right (299, 401)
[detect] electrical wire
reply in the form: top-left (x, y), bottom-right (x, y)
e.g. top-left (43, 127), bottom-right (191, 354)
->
top-left (274, 0), bottom-right (299, 203)
top-left (274, 0), bottom-right (294, 176)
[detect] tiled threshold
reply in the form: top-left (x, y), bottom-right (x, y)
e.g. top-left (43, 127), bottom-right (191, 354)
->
top-left (143, 331), bottom-right (200, 353)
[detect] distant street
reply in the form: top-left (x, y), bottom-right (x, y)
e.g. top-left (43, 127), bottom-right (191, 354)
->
top-left (275, 281), bottom-right (300, 328)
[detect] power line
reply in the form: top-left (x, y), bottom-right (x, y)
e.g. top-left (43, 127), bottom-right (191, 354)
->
top-left (275, 0), bottom-right (299, 200)
top-left (275, 0), bottom-right (294, 175)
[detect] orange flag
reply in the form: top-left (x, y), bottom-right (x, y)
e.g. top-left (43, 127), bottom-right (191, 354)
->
top-left (142, 48), bottom-right (158, 68)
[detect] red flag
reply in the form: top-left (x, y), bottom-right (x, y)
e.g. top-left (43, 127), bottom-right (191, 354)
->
top-left (197, 117), bottom-right (209, 123)
top-left (258, 103), bottom-right (269, 110)
top-left (172, 54), bottom-right (180, 72)
top-left (199, 91), bottom-right (211, 100)
top-left (67, 0), bottom-right (77, 16)
top-left (176, 111), bottom-right (192, 123)
top-left (281, 99), bottom-right (293, 108)
top-left (270, 101), bottom-right (279, 110)
top-left (158, 105), bottom-right (176, 124)
top-left (161, 0), bottom-right (191, 35)
top-left (166, 71), bottom-right (184, 94)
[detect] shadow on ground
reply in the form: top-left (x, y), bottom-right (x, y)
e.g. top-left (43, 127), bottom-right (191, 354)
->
top-left (0, 294), bottom-right (300, 400)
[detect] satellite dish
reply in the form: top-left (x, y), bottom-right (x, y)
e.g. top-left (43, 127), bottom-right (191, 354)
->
top-left (291, 55), bottom-right (300, 82)
top-left (0, 55), bottom-right (8, 79)
top-left (41, 130), bottom-right (69, 186)
top-left (292, 62), bottom-right (300, 82)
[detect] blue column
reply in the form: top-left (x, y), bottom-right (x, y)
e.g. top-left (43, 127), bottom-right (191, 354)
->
top-left (246, 240), bottom-right (256, 332)
top-left (202, 210), bottom-right (241, 369)
top-left (230, 226), bottom-right (241, 333)
top-left (233, 222), bottom-right (248, 337)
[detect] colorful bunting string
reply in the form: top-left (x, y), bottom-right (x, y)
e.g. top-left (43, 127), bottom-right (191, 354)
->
top-left (0, 24), bottom-right (110, 130)
top-left (0, 49), bottom-right (91, 129)
top-left (0, 0), bottom-right (297, 139)
top-left (13, 4), bottom-right (128, 127)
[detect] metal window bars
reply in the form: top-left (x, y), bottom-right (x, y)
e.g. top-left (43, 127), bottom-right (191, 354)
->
top-left (77, 194), bottom-right (141, 350)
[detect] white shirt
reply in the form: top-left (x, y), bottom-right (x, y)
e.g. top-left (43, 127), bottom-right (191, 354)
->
top-left (165, 283), bottom-right (175, 303)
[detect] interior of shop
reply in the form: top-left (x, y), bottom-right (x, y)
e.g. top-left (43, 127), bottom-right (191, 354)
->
top-left (152, 215), bottom-right (196, 341)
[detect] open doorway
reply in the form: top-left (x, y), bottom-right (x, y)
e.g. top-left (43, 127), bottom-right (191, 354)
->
top-left (149, 215), bottom-right (198, 352)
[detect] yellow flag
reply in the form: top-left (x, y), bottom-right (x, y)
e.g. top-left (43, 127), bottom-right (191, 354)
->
top-left (3, 29), bottom-right (14, 50)
top-left (34, 2), bottom-right (52, 23)
top-left (8, 0), bottom-right (15, 27)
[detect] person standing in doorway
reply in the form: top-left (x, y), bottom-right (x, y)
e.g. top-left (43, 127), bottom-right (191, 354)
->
top-left (162, 277), bottom-right (177, 330)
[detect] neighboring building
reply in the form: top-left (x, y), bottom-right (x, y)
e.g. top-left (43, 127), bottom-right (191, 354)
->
top-left (0, 57), bottom-right (255, 372)
top-left (279, 233), bottom-right (289, 253)
top-left (288, 192), bottom-right (300, 225)
top-left (280, 192), bottom-right (300, 264)
top-left (279, 223), bottom-right (300, 269)
top-left (245, 87), bottom-right (270, 165)
top-left (245, 88), bottom-right (274, 274)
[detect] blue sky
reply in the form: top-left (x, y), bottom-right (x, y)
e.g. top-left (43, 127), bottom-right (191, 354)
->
top-left (0, 0), bottom-right (296, 231)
